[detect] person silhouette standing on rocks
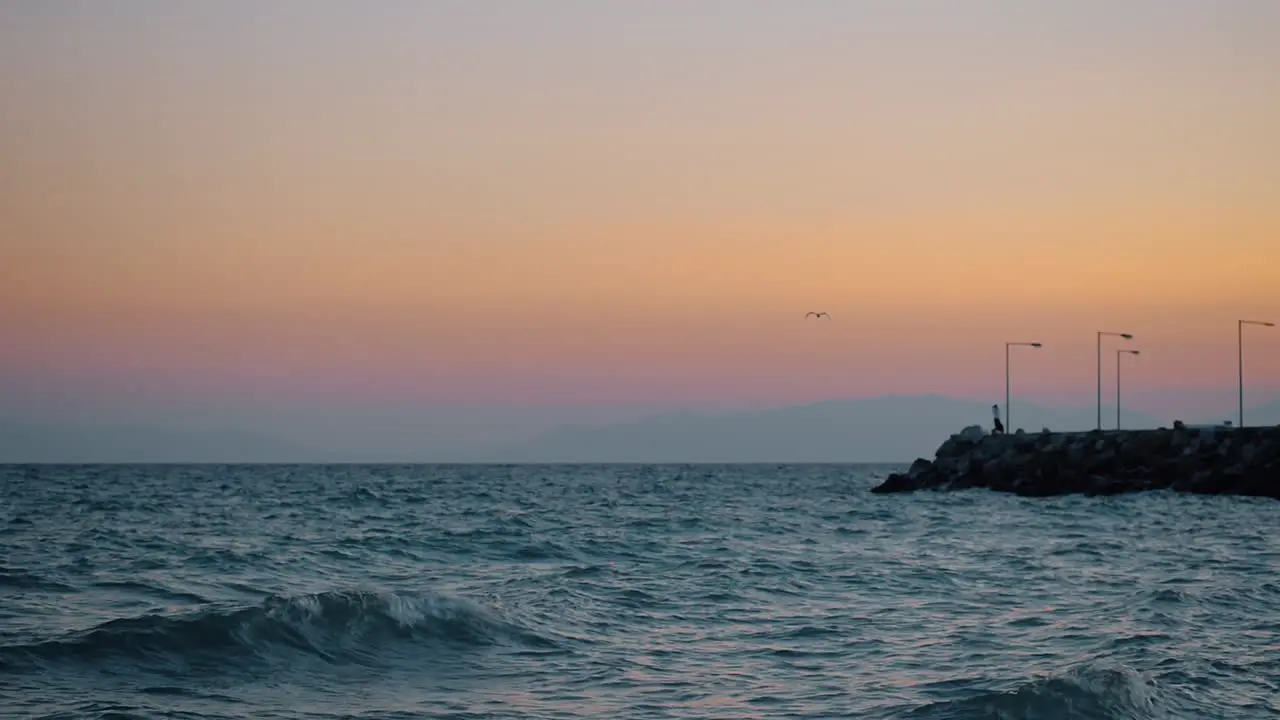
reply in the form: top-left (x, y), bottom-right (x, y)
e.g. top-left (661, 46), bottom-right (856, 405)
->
top-left (992, 404), bottom-right (1005, 435)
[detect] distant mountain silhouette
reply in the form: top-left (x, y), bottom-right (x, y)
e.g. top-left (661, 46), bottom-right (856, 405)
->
top-left (1193, 401), bottom-right (1280, 428)
top-left (0, 421), bottom-right (324, 463)
top-left (482, 394), bottom-right (1165, 463)
top-left (9, 394), bottom-right (1266, 464)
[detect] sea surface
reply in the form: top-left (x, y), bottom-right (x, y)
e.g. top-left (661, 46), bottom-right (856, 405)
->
top-left (2, 464), bottom-right (1277, 719)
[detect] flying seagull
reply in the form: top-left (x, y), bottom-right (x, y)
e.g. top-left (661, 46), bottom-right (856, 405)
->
top-left (805, 312), bottom-right (830, 319)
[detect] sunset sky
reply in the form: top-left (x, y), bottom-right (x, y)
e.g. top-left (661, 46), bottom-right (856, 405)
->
top-left (2, 1), bottom-right (1278, 441)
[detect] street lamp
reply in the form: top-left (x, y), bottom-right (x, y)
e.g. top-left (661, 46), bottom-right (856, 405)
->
top-left (1097, 331), bottom-right (1134, 429)
top-left (1117, 349), bottom-right (1140, 430)
top-left (1006, 342), bottom-right (1042, 433)
top-left (1239, 320), bottom-right (1275, 428)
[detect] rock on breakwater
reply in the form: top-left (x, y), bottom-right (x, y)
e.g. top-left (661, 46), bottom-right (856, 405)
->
top-left (872, 422), bottom-right (1280, 498)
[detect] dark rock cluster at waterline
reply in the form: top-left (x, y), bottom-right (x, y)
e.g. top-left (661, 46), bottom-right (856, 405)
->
top-left (872, 422), bottom-right (1280, 498)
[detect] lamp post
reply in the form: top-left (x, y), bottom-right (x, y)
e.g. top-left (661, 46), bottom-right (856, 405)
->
top-left (1097, 331), bottom-right (1134, 429)
top-left (1239, 320), bottom-right (1275, 428)
top-left (1116, 349), bottom-right (1139, 430)
top-left (1006, 342), bottom-right (1042, 433)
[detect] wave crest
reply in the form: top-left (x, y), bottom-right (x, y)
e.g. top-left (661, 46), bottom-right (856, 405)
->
top-left (903, 664), bottom-right (1156, 719)
top-left (1, 589), bottom-right (555, 672)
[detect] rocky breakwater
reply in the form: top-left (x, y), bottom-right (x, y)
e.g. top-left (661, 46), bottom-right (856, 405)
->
top-left (871, 422), bottom-right (1280, 498)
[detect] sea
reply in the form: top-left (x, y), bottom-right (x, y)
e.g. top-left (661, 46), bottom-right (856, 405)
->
top-left (1, 464), bottom-right (1277, 719)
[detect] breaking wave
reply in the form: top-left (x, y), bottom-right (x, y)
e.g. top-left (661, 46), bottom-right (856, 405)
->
top-left (0, 589), bottom-right (557, 673)
top-left (900, 664), bottom-right (1157, 719)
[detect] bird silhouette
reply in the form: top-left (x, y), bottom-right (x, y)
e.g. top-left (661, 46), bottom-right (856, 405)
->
top-left (805, 312), bottom-right (830, 319)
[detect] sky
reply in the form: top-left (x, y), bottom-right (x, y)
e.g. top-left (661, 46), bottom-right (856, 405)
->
top-left (1, 1), bottom-right (1278, 450)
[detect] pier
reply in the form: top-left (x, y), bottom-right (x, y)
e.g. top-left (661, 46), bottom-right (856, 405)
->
top-left (871, 422), bottom-right (1280, 498)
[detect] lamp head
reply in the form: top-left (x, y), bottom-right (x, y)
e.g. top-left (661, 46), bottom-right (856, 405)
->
top-left (1120, 333), bottom-right (1133, 339)
top-left (1031, 342), bottom-right (1042, 347)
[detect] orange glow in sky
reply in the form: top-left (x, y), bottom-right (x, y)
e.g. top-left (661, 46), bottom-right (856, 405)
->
top-left (2, 2), bottom-right (1278, 412)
